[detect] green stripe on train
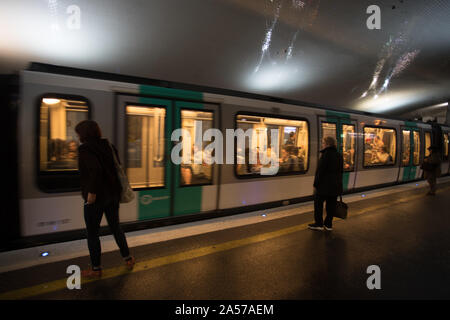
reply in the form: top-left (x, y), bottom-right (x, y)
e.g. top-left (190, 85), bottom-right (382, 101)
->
top-left (136, 85), bottom-right (203, 221)
top-left (173, 101), bottom-right (203, 216)
top-left (402, 121), bottom-right (417, 182)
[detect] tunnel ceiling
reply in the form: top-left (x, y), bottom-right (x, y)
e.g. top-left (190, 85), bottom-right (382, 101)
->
top-left (1, 0), bottom-right (449, 116)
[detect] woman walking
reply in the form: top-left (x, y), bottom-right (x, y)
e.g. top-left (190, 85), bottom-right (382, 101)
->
top-left (421, 146), bottom-right (441, 195)
top-left (75, 120), bottom-right (135, 277)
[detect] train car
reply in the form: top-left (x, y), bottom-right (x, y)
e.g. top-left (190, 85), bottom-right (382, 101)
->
top-left (2, 62), bottom-right (450, 249)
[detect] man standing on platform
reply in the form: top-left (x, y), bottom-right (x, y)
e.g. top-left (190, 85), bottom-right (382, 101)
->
top-left (309, 136), bottom-right (343, 231)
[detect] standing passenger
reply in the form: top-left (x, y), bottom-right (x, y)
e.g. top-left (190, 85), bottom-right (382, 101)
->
top-left (309, 136), bottom-right (343, 231)
top-left (75, 120), bottom-right (135, 277)
top-left (421, 146), bottom-right (441, 195)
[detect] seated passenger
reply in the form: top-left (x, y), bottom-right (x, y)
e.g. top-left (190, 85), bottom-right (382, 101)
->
top-left (181, 165), bottom-right (193, 185)
top-left (285, 132), bottom-right (296, 146)
top-left (279, 147), bottom-right (294, 172)
top-left (376, 146), bottom-right (393, 164)
top-left (374, 136), bottom-right (384, 151)
top-left (364, 144), bottom-right (374, 165)
top-left (343, 151), bottom-right (352, 170)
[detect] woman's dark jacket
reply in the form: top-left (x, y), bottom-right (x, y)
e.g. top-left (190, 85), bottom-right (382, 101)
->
top-left (313, 146), bottom-right (344, 196)
top-left (78, 138), bottom-right (122, 204)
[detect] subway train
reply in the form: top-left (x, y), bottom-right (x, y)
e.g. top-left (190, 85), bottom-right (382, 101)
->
top-left (2, 62), bottom-right (449, 249)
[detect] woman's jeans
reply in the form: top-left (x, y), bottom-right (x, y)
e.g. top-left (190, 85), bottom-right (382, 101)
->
top-left (84, 200), bottom-right (130, 268)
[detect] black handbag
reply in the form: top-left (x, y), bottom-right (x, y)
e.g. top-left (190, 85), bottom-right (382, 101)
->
top-left (334, 195), bottom-right (348, 219)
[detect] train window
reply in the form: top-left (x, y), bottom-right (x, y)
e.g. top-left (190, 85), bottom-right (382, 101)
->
top-left (39, 97), bottom-right (88, 172)
top-left (425, 132), bottom-right (431, 157)
top-left (126, 105), bottom-right (166, 188)
top-left (180, 110), bottom-right (214, 186)
top-left (321, 122), bottom-right (336, 142)
top-left (444, 133), bottom-right (449, 160)
top-left (342, 124), bottom-right (356, 171)
top-left (401, 130), bottom-right (411, 166)
top-left (363, 127), bottom-right (396, 167)
top-left (236, 115), bottom-right (309, 176)
top-left (413, 131), bottom-right (420, 165)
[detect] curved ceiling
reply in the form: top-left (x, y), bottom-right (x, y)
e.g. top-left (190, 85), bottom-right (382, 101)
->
top-left (0, 0), bottom-right (449, 116)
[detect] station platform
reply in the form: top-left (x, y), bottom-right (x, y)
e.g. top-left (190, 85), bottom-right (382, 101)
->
top-left (1, 177), bottom-right (450, 300)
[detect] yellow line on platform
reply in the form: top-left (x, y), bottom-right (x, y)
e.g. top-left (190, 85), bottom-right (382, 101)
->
top-left (0, 186), bottom-right (447, 300)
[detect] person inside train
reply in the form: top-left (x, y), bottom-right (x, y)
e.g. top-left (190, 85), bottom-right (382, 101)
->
top-left (292, 146), bottom-right (305, 172)
top-left (373, 135), bottom-right (385, 151)
top-left (284, 131), bottom-right (296, 146)
top-left (279, 147), bottom-right (294, 172)
top-left (364, 143), bottom-right (374, 164)
top-left (75, 120), bottom-right (135, 278)
top-left (343, 151), bottom-right (352, 170)
top-left (375, 146), bottom-right (393, 164)
top-left (309, 136), bottom-right (343, 231)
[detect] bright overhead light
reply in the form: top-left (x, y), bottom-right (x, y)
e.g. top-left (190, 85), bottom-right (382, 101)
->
top-left (43, 98), bottom-right (60, 105)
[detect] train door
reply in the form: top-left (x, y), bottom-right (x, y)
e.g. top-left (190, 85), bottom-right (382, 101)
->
top-left (399, 125), bottom-right (421, 182)
top-left (319, 114), bottom-right (357, 192)
top-left (116, 94), bottom-right (219, 221)
top-left (172, 101), bottom-right (219, 216)
top-left (116, 94), bottom-right (173, 221)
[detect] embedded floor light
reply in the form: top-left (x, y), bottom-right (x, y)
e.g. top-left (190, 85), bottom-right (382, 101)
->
top-left (40, 252), bottom-right (49, 257)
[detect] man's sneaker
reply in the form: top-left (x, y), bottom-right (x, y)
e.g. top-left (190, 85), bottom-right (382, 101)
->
top-left (81, 268), bottom-right (102, 278)
top-left (324, 225), bottom-right (333, 231)
top-left (308, 223), bottom-right (324, 231)
top-left (125, 256), bottom-right (136, 270)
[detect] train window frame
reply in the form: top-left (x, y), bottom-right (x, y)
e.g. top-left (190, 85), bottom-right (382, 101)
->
top-left (233, 111), bottom-right (310, 179)
top-left (36, 93), bottom-right (92, 193)
top-left (124, 102), bottom-right (168, 191)
top-left (362, 125), bottom-right (397, 169)
top-left (178, 107), bottom-right (216, 188)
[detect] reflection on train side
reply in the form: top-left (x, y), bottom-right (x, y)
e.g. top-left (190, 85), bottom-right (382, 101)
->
top-left (364, 127), bottom-right (396, 166)
top-left (180, 110), bottom-right (214, 186)
top-left (413, 131), bottom-right (420, 165)
top-left (444, 133), bottom-right (449, 160)
top-left (126, 105), bottom-right (166, 188)
top-left (39, 97), bottom-right (88, 171)
top-left (236, 115), bottom-right (309, 176)
top-left (424, 132), bottom-right (431, 157)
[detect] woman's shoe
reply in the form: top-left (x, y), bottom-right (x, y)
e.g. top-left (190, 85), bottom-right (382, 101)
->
top-left (125, 256), bottom-right (136, 270)
top-left (81, 268), bottom-right (102, 278)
